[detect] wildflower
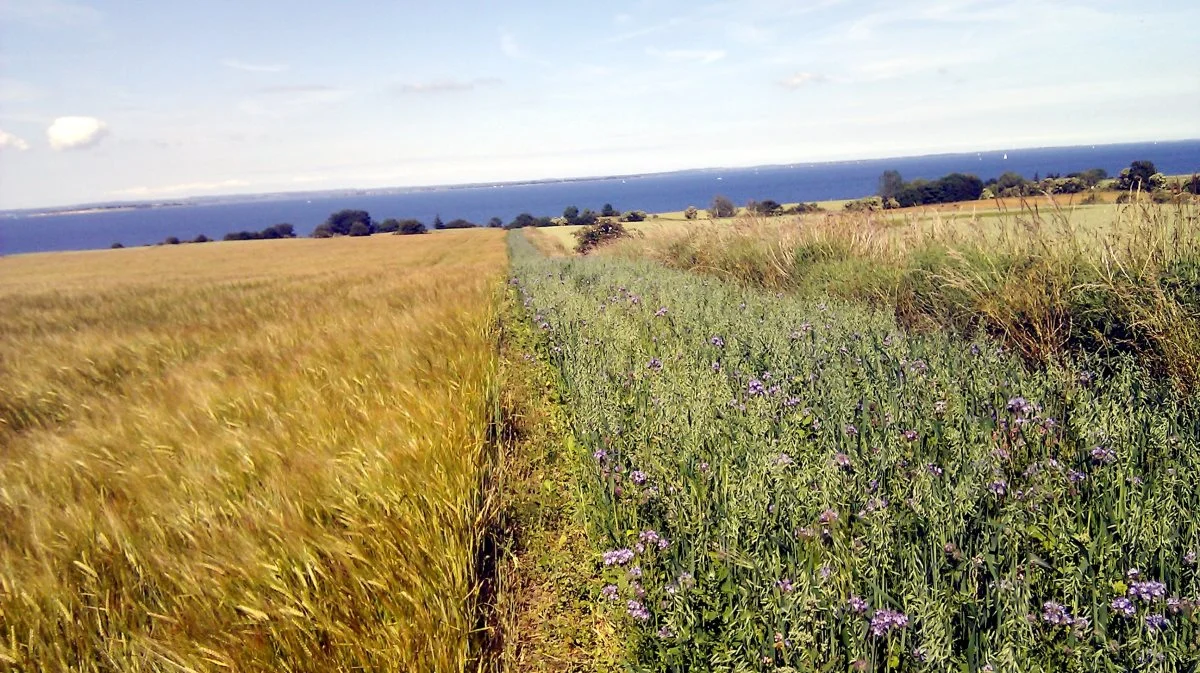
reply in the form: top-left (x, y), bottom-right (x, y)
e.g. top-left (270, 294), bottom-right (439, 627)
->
top-left (1127, 568), bottom-right (1141, 580)
top-left (912, 648), bottom-right (927, 663)
top-left (927, 463), bottom-right (944, 476)
top-left (1068, 469), bottom-right (1087, 483)
top-left (600, 584), bottom-right (619, 601)
top-left (774, 453), bottom-right (794, 467)
top-left (935, 400), bottom-right (947, 414)
top-left (538, 321), bottom-right (551, 331)
top-left (902, 429), bottom-right (919, 442)
top-left (698, 462), bottom-right (709, 473)
top-left (602, 548), bottom-right (635, 566)
top-left (775, 578), bottom-right (794, 593)
top-left (638, 530), bottom-right (669, 550)
top-left (678, 572), bottom-right (695, 589)
top-left (627, 565), bottom-right (643, 579)
top-left (819, 564), bottom-right (833, 579)
top-left (869, 609), bottom-right (909, 637)
top-left (655, 306), bottom-right (668, 317)
top-left (647, 358), bottom-right (662, 371)
top-left (711, 361), bottom-right (721, 372)
top-left (593, 449), bottom-right (608, 462)
top-left (847, 595), bottom-right (869, 614)
top-left (626, 600), bottom-right (650, 622)
top-left (843, 424), bottom-right (858, 437)
top-left (819, 508), bottom-right (839, 524)
top-left (1111, 597), bottom-right (1136, 617)
top-left (834, 452), bottom-right (852, 470)
top-left (909, 360), bottom-right (928, 373)
top-left (1167, 597), bottom-right (1183, 614)
top-left (1090, 446), bottom-right (1116, 464)
top-left (710, 335), bottom-right (724, 347)
top-left (784, 396), bottom-right (802, 407)
top-left (747, 379), bottom-right (766, 396)
top-left (1042, 601), bottom-right (1074, 626)
top-left (1186, 550), bottom-right (1197, 565)
top-left (630, 470), bottom-right (647, 485)
top-left (1006, 397), bottom-right (1037, 417)
top-left (1145, 613), bottom-right (1169, 631)
top-left (657, 625), bottom-right (675, 638)
top-left (988, 480), bottom-right (1007, 497)
top-left (1129, 580), bottom-right (1167, 602)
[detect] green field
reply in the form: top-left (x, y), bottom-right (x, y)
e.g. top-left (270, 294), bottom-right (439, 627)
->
top-left (2, 198), bottom-right (1198, 672)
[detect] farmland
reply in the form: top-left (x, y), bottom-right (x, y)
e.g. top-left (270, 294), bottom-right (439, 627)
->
top-left (0, 231), bottom-right (506, 671)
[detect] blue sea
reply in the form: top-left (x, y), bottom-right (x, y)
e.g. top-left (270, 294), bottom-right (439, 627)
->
top-left (3, 140), bottom-right (1199, 256)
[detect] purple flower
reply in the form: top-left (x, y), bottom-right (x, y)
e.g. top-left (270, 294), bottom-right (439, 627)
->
top-left (1145, 613), bottom-right (1169, 631)
top-left (927, 463), bottom-right (944, 476)
top-left (711, 361), bottom-right (721, 372)
top-left (1186, 550), bottom-right (1197, 565)
top-left (775, 453), bottom-right (794, 467)
top-left (593, 448), bottom-right (608, 462)
top-left (657, 625), bottom-right (675, 638)
top-left (902, 429), bottom-right (919, 442)
top-left (627, 565), bottom-right (643, 579)
top-left (1042, 601), bottom-right (1074, 626)
top-left (843, 424), bottom-right (859, 437)
top-left (1111, 597), bottom-right (1136, 617)
top-left (655, 306), bottom-right (668, 317)
top-left (626, 600), bottom-right (650, 622)
top-left (630, 470), bottom-right (647, 485)
top-left (1091, 446), bottom-right (1116, 464)
top-left (869, 609), bottom-right (909, 637)
top-left (710, 335), bottom-right (725, 347)
top-left (698, 462), bottom-right (709, 473)
top-left (678, 572), bottom-right (695, 589)
top-left (639, 529), bottom-right (669, 550)
top-left (1006, 397), bottom-right (1038, 417)
top-left (747, 379), bottom-right (766, 396)
top-left (784, 396), bottom-right (802, 407)
top-left (1068, 469), bottom-right (1087, 483)
top-left (601, 584), bottom-right (619, 601)
top-left (775, 578), bottom-right (795, 593)
top-left (988, 480), bottom-right (1007, 497)
top-left (819, 564), bottom-right (833, 579)
top-left (819, 508), bottom-right (839, 524)
top-left (834, 452), bottom-right (852, 470)
top-left (1129, 580), bottom-right (1167, 602)
top-left (847, 595), bottom-right (869, 614)
top-left (602, 548), bottom-right (635, 566)
top-left (647, 358), bottom-right (662, 371)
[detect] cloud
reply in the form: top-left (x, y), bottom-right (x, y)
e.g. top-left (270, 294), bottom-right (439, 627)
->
top-left (221, 58), bottom-right (289, 73)
top-left (397, 77), bottom-right (501, 94)
top-left (500, 30), bottom-right (523, 59)
top-left (778, 72), bottom-right (826, 89)
top-left (0, 0), bottom-right (101, 28)
top-left (0, 129), bottom-right (31, 151)
top-left (238, 86), bottom-right (351, 117)
top-left (46, 116), bottom-right (108, 150)
top-left (646, 47), bottom-right (727, 64)
top-left (112, 179), bottom-right (249, 198)
top-left (0, 78), bottom-right (42, 103)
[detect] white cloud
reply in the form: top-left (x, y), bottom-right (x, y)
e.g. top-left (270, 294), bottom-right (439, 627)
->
top-left (500, 30), bottom-right (523, 59)
top-left (779, 72), bottom-right (826, 89)
top-left (646, 47), bottom-right (727, 64)
top-left (112, 179), bottom-right (249, 198)
top-left (47, 116), bottom-right (108, 150)
top-left (0, 129), bottom-right (31, 151)
top-left (398, 77), bottom-right (501, 94)
top-left (221, 58), bottom-right (289, 73)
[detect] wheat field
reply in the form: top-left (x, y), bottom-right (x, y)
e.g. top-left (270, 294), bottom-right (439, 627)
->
top-left (0, 231), bottom-right (506, 671)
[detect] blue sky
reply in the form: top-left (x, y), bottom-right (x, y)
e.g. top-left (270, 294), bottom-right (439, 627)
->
top-left (1, 0), bottom-right (1197, 209)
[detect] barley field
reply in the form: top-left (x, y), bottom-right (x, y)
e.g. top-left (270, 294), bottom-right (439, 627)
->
top-left (0, 231), bottom-right (506, 672)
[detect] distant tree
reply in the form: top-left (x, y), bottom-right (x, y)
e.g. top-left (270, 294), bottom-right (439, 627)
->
top-left (992, 171), bottom-right (1028, 194)
top-left (111, 242), bottom-right (124, 249)
top-left (507, 212), bottom-right (539, 229)
top-left (1070, 168), bottom-right (1108, 187)
top-left (260, 223), bottom-right (296, 239)
top-left (878, 170), bottom-right (904, 199)
top-left (164, 236), bottom-right (181, 245)
top-left (396, 219), bottom-right (427, 235)
top-left (487, 216), bottom-right (504, 228)
top-left (621, 210), bottom-right (647, 222)
top-left (575, 220), bottom-right (628, 254)
top-left (192, 234), bottom-right (211, 243)
top-left (684, 205), bottom-right (699, 220)
top-left (376, 218), bottom-right (401, 233)
top-left (937, 173), bottom-right (984, 202)
top-left (601, 203), bottom-right (618, 218)
top-left (575, 208), bottom-right (599, 226)
top-left (748, 199), bottom-right (782, 216)
top-left (1185, 174), bottom-right (1200, 196)
top-left (710, 195), bottom-right (736, 218)
top-left (348, 221), bottom-right (372, 237)
top-left (443, 218), bottom-right (476, 229)
top-left (312, 224), bottom-right (335, 238)
top-left (322, 209), bottom-right (372, 236)
top-left (563, 205), bottom-right (580, 222)
top-left (433, 215), bottom-right (445, 230)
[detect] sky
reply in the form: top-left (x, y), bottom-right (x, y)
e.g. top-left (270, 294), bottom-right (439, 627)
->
top-left (1, 0), bottom-right (1198, 210)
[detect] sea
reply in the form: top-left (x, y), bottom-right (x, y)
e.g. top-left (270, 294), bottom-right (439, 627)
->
top-left (3, 140), bottom-right (1199, 256)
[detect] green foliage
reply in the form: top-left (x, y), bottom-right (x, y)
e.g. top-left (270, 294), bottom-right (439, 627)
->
top-left (192, 234), bottom-right (211, 243)
top-left (110, 242), bottom-right (124, 249)
top-left (896, 173), bottom-right (984, 207)
top-left (574, 220), bottom-right (629, 254)
top-left (488, 216), bottom-right (504, 228)
top-left (602, 203), bottom-right (618, 218)
top-left (507, 213), bottom-right (555, 229)
top-left (878, 170), bottom-right (904, 199)
top-left (443, 218), bottom-right (477, 229)
top-left (510, 235), bottom-right (1200, 671)
top-left (396, 219), bottom-right (427, 235)
top-left (621, 210), bottom-right (647, 223)
top-left (747, 199), bottom-right (783, 216)
top-left (229, 223), bottom-right (296, 241)
top-left (684, 206), bottom-right (699, 220)
top-left (317, 209), bottom-right (372, 237)
top-left (348, 221), bottom-right (372, 237)
top-left (164, 236), bottom-right (181, 245)
top-left (844, 196), bottom-right (884, 212)
top-left (376, 218), bottom-right (401, 233)
top-left (710, 195), bottom-right (736, 218)
top-left (433, 215), bottom-right (445, 230)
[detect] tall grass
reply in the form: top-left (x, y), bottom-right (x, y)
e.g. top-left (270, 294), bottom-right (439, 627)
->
top-left (0, 232), bottom-right (506, 672)
top-left (620, 200), bottom-right (1200, 389)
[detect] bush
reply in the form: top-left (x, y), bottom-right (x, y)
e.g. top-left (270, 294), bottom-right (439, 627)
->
top-left (443, 218), bottom-right (477, 229)
top-left (574, 220), bottom-right (628, 254)
top-left (321, 210), bottom-right (372, 236)
top-left (376, 219), bottom-right (401, 233)
top-left (784, 202), bottom-right (823, 215)
top-left (601, 203), bottom-right (618, 218)
top-left (684, 206), bottom-right (698, 220)
top-left (192, 234), bottom-right (211, 243)
top-left (348, 221), bottom-right (372, 237)
top-left (164, 236), bottom-right (181, 245)
top-left (747, 199), bottom-right (782, 216)
top-left (844, 196), bottom-right (883, 212)
top-left (488, 217), bottom-right (504, 228)
top-left (396, 219), bottom-right (427, 235)
top-left (710, 195), bottom-right (736, 218)
top-left (111, 242), bottom-right (124, 249)
top-left (621, 210), bottom-right (647, 223)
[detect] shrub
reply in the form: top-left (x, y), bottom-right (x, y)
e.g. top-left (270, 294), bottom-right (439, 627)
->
top-left (621, 210), bottom-right (647, 223)
top-left (844, 196), bottom-right (883, 212)
top-left (164, 236), bottom-right (181, 245)
top-left (574, 220), bottom-right (628, 254)
top-left (111, 242), bottom-right (124, 249)
top-left (747, 199), bottom-right (782, 216)
top-left (192, 234), bottom-right (211, 243)
top-left (321, 210), bottom-right (372, 236)
top-left (348, 221), bottom-right (372, 237)
top-left (376, 219), bottom-right (401, 233)
top-left (397, 219), bottom-right (427, 235)
top-left (709, 195), bottom-right (736, 218)
top-left (443, 218), bottom-right (477, 229)
top-left (684, 206), bottom-right (698, 220)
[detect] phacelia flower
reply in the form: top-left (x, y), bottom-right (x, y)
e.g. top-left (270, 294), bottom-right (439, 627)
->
top-left (843, 424), bottom-right (859, 437)
top-left (630, 470), bottom-right (647, 485)
top-left (1006, 397), bottom-right (1037, 417)
top-left (775, 578), bottom-right (795, 593)
top-left (654, 306), bottom-right (668, 317)
top-left (1129, 580), bottom-right (1167, 602)
top-left (626, 600), bottom-right (650, 622)
top-left (678, 572), bottom-right (695, 589)
top-left (1068, 469), bottom-right (1087, 483)
top-left (710, 335), bottom-right (725, 347)
top-left (847, 595), bottom-right (869, 614)
top-left (593, 448), bottom-right (607, 462)
top-left (1145, 613), bottom-right (1169, 631)
top-left (638, 529), bottom-right (670, 550)
top-left (747, 379), bottom-right (766, 396)
top-left (834, 452), bottom-right (853, 470)
top-left (869, 609), bottom-right (909, 637)
top-left (902, 429), bottom-right (919, 442)
top-left (657, 625), bottom-right (675, 638)
top-left (988, 480), bottom-right (1008, 497)
top-left (819, 508), bottom-right (839, 524)
top-left (1042, 601), bottom-right (1074, 626)
top-left (927, 463), bottom-right (944, 476)
top-left (602, 548), bottom-right (635, 566)
top-left (1111, 597), bottom-right (1136, 617)
top-left (647, 358), bottom-right (662, 371)
top-left (1091, 446), bottom-right (1116, 464)
top-left (775, 453), bottom-right (794, 467)
top-left (601, 584), bottom-right (619, 601)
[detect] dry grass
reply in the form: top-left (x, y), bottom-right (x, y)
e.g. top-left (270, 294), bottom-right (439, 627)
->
top-left (0, 231), bottom-right (507, 672)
